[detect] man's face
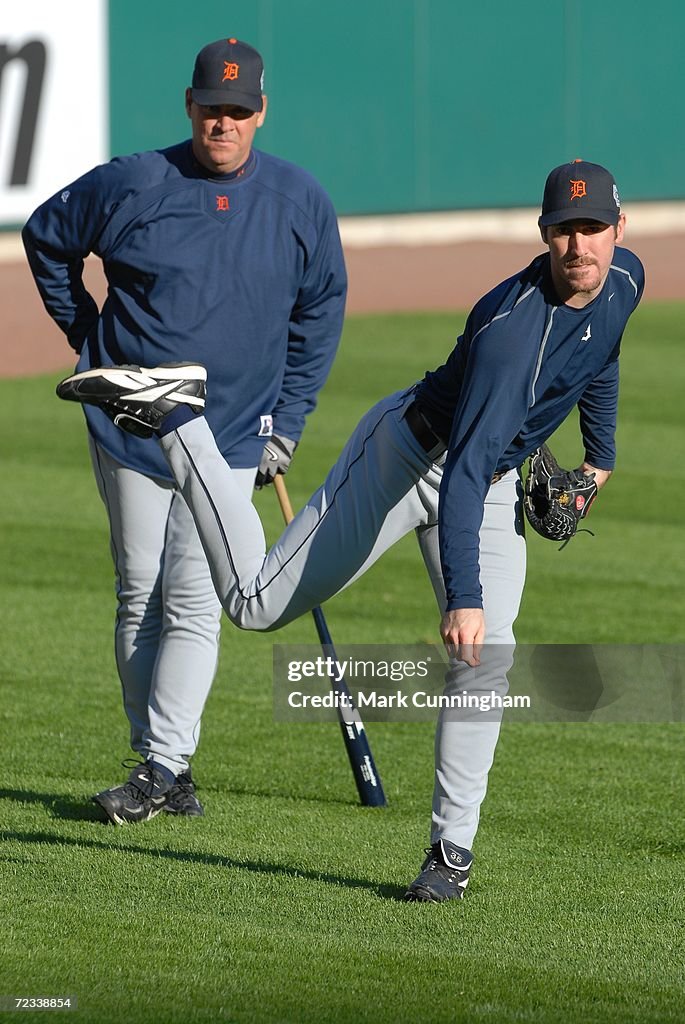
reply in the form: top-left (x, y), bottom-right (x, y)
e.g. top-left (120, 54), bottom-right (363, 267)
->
top-left (542, 215), bottom-right (626, 306)
top-left (185, 89), bottom-right (267, 174)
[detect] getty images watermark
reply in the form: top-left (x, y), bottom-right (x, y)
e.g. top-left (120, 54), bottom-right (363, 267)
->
top-left (284, 653), bottom-right (528, 715)
top-left (273, 644), bottom-right (685, 723)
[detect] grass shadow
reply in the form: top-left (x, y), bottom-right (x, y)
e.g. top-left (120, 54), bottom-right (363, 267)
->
top-left (0, 787), bottom-right (103, 822)
top-left (0, 825), bottom-right (406, 900)
top-left (215, 782), bottom-right (375, 809)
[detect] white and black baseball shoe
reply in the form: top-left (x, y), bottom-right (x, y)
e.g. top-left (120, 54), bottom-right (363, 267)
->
top-left (403, 839), bottom-right (474, 902)
top-left (56, 362), bottom-right (207, 438)
top-left (92, 760), bottom-right (174, 825)
top-left (164, 768), bottom-right (204, 817)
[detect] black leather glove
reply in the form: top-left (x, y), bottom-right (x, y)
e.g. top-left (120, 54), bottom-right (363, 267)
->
top-left (254, 434), bottom-right (297, 489)
top-left (524, 444), bottom-right (598, 543)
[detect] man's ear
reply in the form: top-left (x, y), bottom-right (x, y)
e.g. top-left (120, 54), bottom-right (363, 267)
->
top-left (256, 94), bottom-right (268, 128)
top-left (185, 88), bottom-right (193, 118)
top-left (615, 213), bottom-right (626, 244)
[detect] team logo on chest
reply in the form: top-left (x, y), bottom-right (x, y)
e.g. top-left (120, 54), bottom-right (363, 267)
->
top-left (581, 323), bottom-right (592, 342)
top-left (206, 190), bottom-right (238, 222)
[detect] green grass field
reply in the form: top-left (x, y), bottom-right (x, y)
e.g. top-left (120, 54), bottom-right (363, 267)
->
top-left (1, 303), bottom-right (684, 1023)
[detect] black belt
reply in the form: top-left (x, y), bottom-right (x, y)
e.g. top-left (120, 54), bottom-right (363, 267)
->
top-left (404, 401), bottom-right (447, 460)
top-left (404, 400), bottom-right (507, 483)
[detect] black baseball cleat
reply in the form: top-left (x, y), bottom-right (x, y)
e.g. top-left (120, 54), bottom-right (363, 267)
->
top-left (403, 839), bottom-right (474, 902)
top-left (164, 769), bottom-right (204, 817)
top-left (56, 363), bottom-right (207, 438)
top-left (92, 760), bottom-right (174, 825)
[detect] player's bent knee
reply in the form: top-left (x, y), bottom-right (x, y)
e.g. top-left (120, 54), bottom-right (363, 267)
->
top-left (224, 596), bottom-right (281, 633)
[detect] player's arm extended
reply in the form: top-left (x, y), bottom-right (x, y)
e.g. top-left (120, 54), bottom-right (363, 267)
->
top-left (576, 342), bottom-right (620, 478)
top-left (438, 325), bottom-right (536, 613)
top-left (22, 169), bottom-right (103, 353)
top-left (436, 315), bottom-right (539, 665)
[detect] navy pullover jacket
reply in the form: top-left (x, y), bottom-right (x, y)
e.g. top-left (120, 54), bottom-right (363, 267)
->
top-left (416, 246), bottom-right (644, 609)
top-left (22, 143), bottom-right (347, 477)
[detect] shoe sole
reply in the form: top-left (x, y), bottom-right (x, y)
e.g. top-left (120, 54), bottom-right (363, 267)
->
top-left (163, 805), bottom-right (205, 817)
top-left (403, 885), bottom-right (464, 903)
top-left (57, 364), bottom-right (206, 405)
top-left (60, 363), bottom-right (207, 385)
top-left (110, 806), bottom-right (166, 826)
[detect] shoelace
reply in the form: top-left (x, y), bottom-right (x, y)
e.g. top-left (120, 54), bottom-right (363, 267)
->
top-left (423, 847), bottom-right (469, 884)
top-left (424, 850), bottom-right (451, 874)
top-left (119, 758), bottom-right (161, 800)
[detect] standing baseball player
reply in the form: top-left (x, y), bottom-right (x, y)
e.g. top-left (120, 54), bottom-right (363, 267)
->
top-left (23, 38), bottom-right (347, 824)
top-left (57, 160), bottom-right (643, 898)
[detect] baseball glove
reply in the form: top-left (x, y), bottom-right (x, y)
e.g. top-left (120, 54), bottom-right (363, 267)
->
top-left (524, 444), bottom-right (598, 544)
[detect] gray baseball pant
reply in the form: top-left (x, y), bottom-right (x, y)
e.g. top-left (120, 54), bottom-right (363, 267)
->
top-left (159, 387), bottom-right (526, 848)
top-left (89, 436), bottom-right (256, 775)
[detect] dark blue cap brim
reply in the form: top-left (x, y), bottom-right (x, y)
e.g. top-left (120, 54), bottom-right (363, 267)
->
top-left (539, 208), bottom-right (619, 227)
top-left (191, 88), bottom-right (263, 112)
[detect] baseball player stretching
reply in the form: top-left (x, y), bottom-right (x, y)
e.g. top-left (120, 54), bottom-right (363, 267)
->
top-left (58, 161), bottom-right (643, 900)
top-left (23, 39), bottom-right (346, 824)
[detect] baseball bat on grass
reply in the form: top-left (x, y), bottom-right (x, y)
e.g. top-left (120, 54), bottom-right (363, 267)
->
top-left (273, 474), bottom-right (387, 807)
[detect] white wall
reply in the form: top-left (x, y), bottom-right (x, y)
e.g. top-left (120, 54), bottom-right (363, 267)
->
top-left (0, 1), bottom-right (108, 226)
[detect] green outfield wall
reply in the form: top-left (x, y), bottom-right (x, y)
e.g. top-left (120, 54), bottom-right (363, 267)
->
top-left (109, 0), bottom-right (682, 214)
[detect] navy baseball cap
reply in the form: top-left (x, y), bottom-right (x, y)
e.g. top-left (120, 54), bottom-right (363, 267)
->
top-left (539, 160), bottom-right (621, 227)
top-left (191, 38), bottom-right (264, 111)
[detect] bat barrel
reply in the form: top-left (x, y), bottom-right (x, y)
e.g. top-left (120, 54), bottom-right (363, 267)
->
top-left (313, 608), bottom-right (387, 808)
top-left (274, 477), bottom-right (386, 808)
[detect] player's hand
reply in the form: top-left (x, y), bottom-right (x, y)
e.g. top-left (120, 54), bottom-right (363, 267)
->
top-left (254, 434), bottom-right (297, 489)
top-left (440, 608), bottom-right (485, 667)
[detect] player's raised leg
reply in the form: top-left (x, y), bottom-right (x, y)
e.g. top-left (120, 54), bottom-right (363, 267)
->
top-left (57, 365), bottom-right (439, 631)
top-left (160, 391), bottom-right (437, 629)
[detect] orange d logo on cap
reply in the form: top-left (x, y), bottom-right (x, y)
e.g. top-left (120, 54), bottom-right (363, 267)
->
top-left (569, 179), bottom-right (587, 201)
